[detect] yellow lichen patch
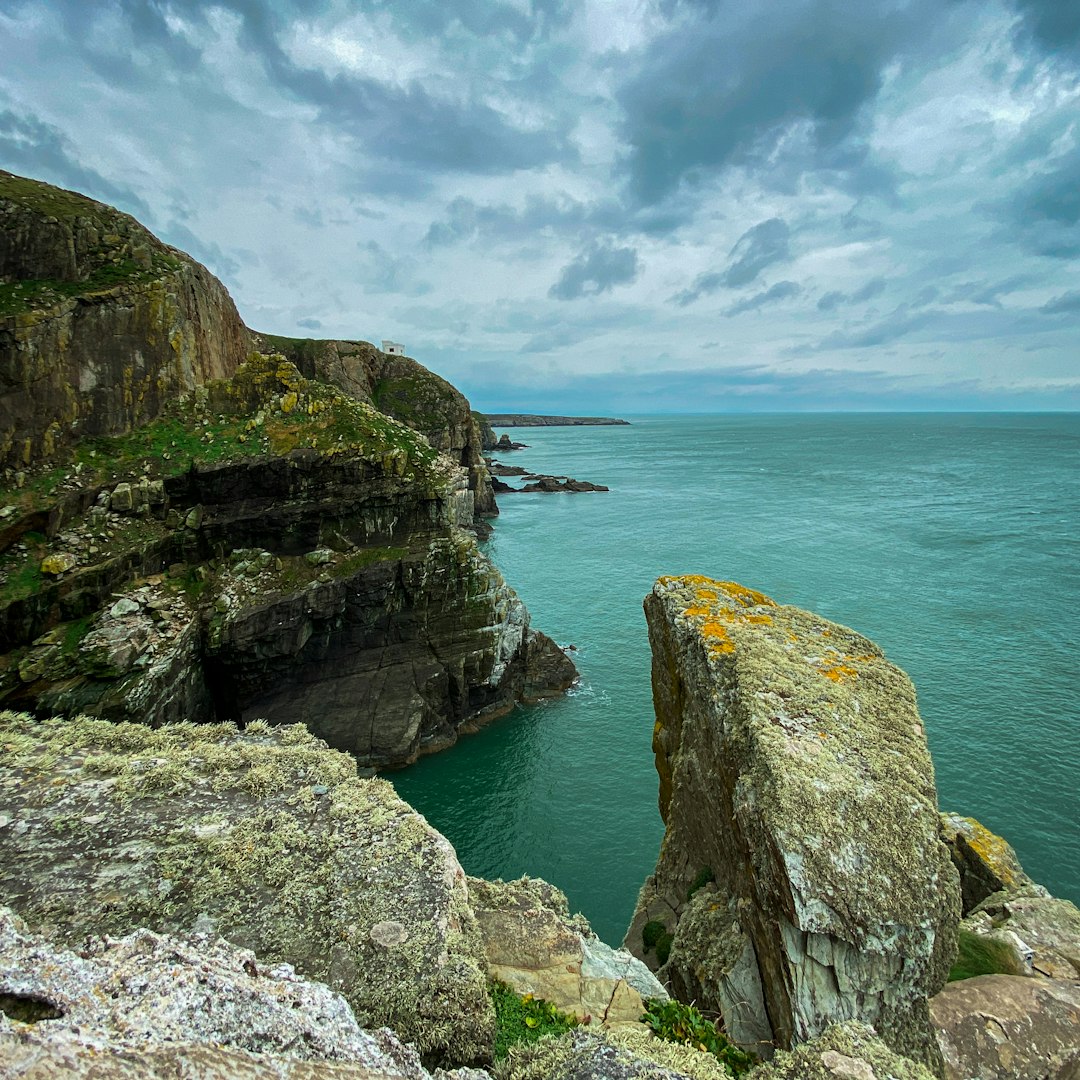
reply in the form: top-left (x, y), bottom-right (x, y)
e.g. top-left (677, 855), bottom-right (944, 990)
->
top-left (713, 580), bottom-right (777, 608)
top-left (683, 604), bottom-right (711, 617)
top-left (695, 587), bottom-right (718, 602)
top-left (744, 614), bottom-right (773, 625)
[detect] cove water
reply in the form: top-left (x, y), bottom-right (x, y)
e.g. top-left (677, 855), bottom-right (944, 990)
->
top-left (392, 413), bottom-right (1080, 946)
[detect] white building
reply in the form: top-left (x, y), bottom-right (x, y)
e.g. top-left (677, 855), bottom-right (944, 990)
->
top-left (381, 340), bottom-right (405, 355)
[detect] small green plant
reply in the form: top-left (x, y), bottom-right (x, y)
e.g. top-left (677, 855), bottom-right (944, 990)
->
top-left (654, 931), bottom-right (675, 966)
top-left (642, 920), bottom-right (667, 950)
top-left (947, 929), bottom-right (1022, 982)
top-left (490, 980), bottom-right (578, 1060)
top-left (641, 999), bottom-right (755, 1077)
top-left (687, 865), bottom-right (715, 901)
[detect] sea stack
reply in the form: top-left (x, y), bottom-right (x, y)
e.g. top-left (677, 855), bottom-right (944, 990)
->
top-left (626, 576), bottom-right (961, 1072)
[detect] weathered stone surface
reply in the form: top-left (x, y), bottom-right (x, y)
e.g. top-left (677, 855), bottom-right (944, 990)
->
top-left (0, 171), bottom-right (248, 471)
top-left (931, 975), bottom-right (1080, 1079)
top-left (627, 577), bottom-right (960, 1070)
top-left (749, 1022), bottom-right (935, 1079)
top-left (968, 888), bottom-right (1080, 980)
top-left (495, 1028), bottom-right (732, 1080)
top-left (940, 813), bottom-right (1031, 915)
top-left (469, 876), bottom-right (666, 1028)
top-left (0, 907), bottom-right (429, 1074)
top-left (0, 715), bottom-right (495, 1065)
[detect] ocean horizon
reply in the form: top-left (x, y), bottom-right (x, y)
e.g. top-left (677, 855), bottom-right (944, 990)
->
top-left (392, 411), bottom-right (1080, 945)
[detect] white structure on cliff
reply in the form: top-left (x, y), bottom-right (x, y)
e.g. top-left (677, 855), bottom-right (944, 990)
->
top-left (381, 340), bottom-right (405, 355)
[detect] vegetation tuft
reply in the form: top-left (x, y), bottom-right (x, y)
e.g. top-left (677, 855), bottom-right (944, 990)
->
top-left (641, 999), bottom-right (756, 1077)
top-left (947, 929), bottom-right (1023, 982)
top-left (687, 865), bottom-right (715, 901)
top-left (490, 980), bottom-right (578, 1060)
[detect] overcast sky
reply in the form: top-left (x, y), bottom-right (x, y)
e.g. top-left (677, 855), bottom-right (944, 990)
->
top-left (2, 0), bottom-right (1079, 411)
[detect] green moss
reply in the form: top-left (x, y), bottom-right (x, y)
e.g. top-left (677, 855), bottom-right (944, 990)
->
top-left (947, 929), bottom-right (1023, 981)
top-left (654, 931), bottom-right (675, 966)
top-left (0, 171), bottom-right (115, 221)
top-left (641, 999), bottom-right (756, 1077)
top-left (687, 865), bottom-right (715, 901)
top-left (642, 919), bottom-right (667, 951)
top-left (490, 980), bottom-right (577, 1061)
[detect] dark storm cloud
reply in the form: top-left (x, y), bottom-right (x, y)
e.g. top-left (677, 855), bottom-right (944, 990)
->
top-left (673, 218), bottom-right (791, 304)
top-left (1009, 0), bottom-right (1080, 60)
top-left (548, 242), bottom-right (641, 300)
top-left (1041, 290), bottom-right (1080, 315)
top-left (616, 0), bottom-right (934, 204)
top-left (1003, 146), bottom-right (1080, 257)
top-left (0, 109), bottom-right (150, 219)
top-left (725, 280), bottom-right (801, 316)
top-left (3, 0), bottom-right (571, 178)
top-left (817, 276), bottom-right (886, 311)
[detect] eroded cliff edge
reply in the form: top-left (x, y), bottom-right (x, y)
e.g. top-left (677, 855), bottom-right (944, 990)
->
top-left (0, 171), bottom-right (572, 767)
top-left (625, 576), bottom-right (962, 1071)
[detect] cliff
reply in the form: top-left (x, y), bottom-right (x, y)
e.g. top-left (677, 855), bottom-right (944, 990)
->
top-left (0, 172), bottom-right (573, 767)
top-left (0, 170), bottom-right (249, 472)
top-left (480, 414), bottom-right (629, 428)
top-left (626, 576), bottom-right (961, 1072)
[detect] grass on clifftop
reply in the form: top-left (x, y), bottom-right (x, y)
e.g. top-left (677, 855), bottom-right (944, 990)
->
top-left (490, 981), bottom-right (578, 1060)
top-left (947, 929), bottom-right (1024, 981)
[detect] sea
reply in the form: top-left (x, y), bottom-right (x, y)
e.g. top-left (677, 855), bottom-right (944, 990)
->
top-left (391, 413), bottom-right (1080, 946)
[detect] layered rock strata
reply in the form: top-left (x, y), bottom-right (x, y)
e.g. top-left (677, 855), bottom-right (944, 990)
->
top-left (0, 170), bottom-right (248, 472)
top-left (626, 576), bottom-right (960, 1070)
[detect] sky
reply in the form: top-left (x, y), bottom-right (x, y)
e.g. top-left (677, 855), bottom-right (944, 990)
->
top-left (1, 0), bottom-right (1079, 412)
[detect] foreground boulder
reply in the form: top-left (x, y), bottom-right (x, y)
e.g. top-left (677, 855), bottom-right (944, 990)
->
top-left (0, 906), bottom-right (436, 1079)
top-left (626, 577), bottom-right (960, 1070)
top-left (0, 714), bottom-right (494, 1065)
top-left (469, 876), bottom-right (667, 1028)
top-left (931, 975), bottom-right (1080, 1079)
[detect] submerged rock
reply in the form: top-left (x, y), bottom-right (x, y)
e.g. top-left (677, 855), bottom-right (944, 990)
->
top-left (626, 576), bottom-right (960, 1070)
top-left (0, 714), bottom-right (495, 1065)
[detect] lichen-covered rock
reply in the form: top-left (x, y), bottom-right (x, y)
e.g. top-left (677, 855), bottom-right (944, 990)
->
top-left (967, 887), bottom-right (1080, 981)
top-left (627, 577), bottom-right (960, 1070)
top-left (747, 1021), bottom-right (935, 1079)
top-left (0, 906), bottom-right (430, 1077)
top-left (0, 714), bottom-right (495, 1065)
top-left (469, 877), bottom-right (666, 1028)
top-left (930, 975), bottom-right (1080, 1079)
top-left (939, 813), bottom-right (1031, 915)
top-left (494, 1028), bottom-right (733, 1080)
top-left (253, 333), bottom-right (496, 521)
top-left (0, 170), bottom-right (248, 471)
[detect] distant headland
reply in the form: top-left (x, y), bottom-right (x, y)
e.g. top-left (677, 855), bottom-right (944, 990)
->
top-left (480, 413), bottom-right (630, 427)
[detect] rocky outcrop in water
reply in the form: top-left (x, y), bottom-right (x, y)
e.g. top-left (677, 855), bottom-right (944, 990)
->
top-left (0, 170), bottom-right (248, 473)
top-left (626, 576), bottom-right (960, 1071)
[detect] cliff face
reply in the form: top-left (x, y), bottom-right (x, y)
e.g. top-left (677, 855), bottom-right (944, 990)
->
top-left (255, 333), bottom-right (496, 519)
top-left (0, 173), bottom-right (573, 767)
top-left (0, 171), bottom-right (249, 472)
top-left (626, 576), bottom-right (960, 1071)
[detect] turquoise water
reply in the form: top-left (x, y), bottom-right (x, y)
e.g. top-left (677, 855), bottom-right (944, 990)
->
top-left (391, 414), bottom-right (1080, 945)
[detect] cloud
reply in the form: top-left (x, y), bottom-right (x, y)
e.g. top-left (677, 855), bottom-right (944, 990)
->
top-left (673, 218), bottom-right (792, 304)
top-left (548, 241), bottom-right (641, 300)
top-left (817, 276), bottom-right (886, 311)
top-left (0, 108), bottom-right (150, 219)
top-left (725, 280), bottom-right (801, 316)
top-left (1004, 146), bottom-right (1080, 257)
top-left (615, 0), bottom-right (935, 204)
top-left (297, 317), bottom-right (323, 330)
top-left (1009, 0), bottom-right (1080, 61)
top-left (1041, 290), bottom-right (1080, 314)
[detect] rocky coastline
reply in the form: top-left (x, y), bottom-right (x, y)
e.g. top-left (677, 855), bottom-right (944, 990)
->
top-left (1, 172), bottom-right (1077, 1080)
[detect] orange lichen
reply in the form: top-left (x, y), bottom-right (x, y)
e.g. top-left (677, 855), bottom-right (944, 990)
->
top-left (683, 604), bottom-right (711, 617)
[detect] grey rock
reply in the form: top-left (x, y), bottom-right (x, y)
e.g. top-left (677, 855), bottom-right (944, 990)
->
top-left (0, 714), bottom-right (495, 1066)
top-left (750, 1021), bottom-right (935, 1079)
